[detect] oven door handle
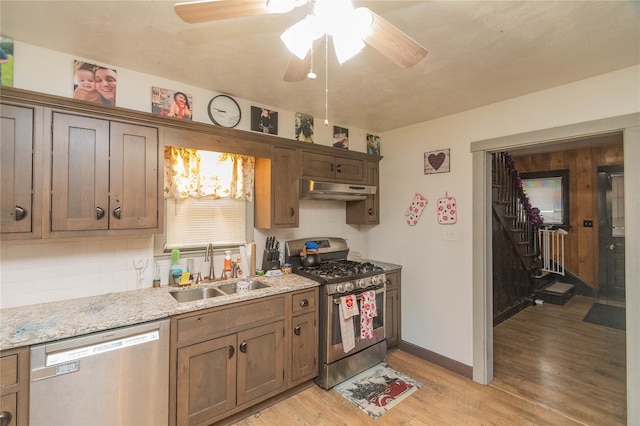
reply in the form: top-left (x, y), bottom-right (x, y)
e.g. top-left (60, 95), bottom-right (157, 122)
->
top-left (331, 286), bottom-right (384, 304)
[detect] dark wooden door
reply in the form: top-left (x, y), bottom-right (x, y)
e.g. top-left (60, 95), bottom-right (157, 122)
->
top-left (597, 166), bottom-right (625, 302)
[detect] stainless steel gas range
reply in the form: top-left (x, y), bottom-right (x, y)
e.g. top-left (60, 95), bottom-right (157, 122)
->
top-left (284, 237), bottom-right (387, 389)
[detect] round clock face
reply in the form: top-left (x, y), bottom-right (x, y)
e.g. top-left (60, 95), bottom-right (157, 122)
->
top-left (207, 95), bottom-right (241, 128)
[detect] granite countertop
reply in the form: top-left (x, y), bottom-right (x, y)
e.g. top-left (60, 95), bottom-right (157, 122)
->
top-left (0, 273), bottom-right (318, 350)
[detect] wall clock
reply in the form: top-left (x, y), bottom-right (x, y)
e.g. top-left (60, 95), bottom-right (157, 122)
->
top-left (207, 94), bottom-right (241, 128)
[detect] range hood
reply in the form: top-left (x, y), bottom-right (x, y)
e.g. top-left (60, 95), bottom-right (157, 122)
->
top-left (299, 179), bottom-right (377, 201)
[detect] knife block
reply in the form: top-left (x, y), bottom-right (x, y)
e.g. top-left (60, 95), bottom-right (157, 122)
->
top-left (261, 249), bottom-right (281, 271)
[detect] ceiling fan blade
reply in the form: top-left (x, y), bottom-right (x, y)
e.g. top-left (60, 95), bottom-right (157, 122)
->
top-left (361, 8), bottom-right (428, 68)
top-left (175, 0), bottom-right (270, 24)
top-left (283, 53), bottom-right (311, 82)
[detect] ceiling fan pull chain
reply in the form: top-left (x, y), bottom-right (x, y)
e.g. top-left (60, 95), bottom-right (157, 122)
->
top-left (308, 42), bottom-right (316, 79)
top-left (324, 34), bottom-right (329, 126)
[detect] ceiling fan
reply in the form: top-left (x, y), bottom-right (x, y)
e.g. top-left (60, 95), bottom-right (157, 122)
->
top-left (174, 0), bottom-right (428, 82)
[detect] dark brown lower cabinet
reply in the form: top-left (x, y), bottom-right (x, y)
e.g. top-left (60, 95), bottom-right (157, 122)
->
top-left (171, 288), bottom-right (318, 426)
top-left (385, 270), bottom-right (402, 348)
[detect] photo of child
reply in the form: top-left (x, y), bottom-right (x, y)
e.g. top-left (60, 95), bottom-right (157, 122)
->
top-left (73, 62), bottom-right (101, 103)
top-left (333, 126), bottom-right (349, 149)
top-left (73, 60), bottom-right (117, 106)
top-left (0, 37), bottom-right (14, 87)
top-left (152, 86), bottom-right (193, 120)
top-left (250, 106), bottom-right (278, 134)
top-left (367, 134), bottom-right (381, 156)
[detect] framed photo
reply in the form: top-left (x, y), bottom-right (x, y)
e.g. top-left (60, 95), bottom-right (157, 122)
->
top-left (250, 106), bottom-right (278, 134)
top-left (152, 86), bottom-right (193, 120)
top-left (424, 149), bottom-right (451, 174)
top-left (295, 112), bottom-right (314, 143)
top-left (0, 37), bottom-right (14, 87)
top-left (73, 60), bottom-right (117, 106)
top-left (366, 134), bottom-right (381, 156)
top-left (333, 126), bottom-right (349, 149)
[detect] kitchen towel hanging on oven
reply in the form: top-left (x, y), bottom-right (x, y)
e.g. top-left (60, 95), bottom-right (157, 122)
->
top-left (340, 295), bottom-right (359, 353)
top-left (360, 290), bottom-right (378, 339)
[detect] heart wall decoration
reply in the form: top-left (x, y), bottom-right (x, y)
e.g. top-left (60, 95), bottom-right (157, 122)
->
top-left (424, 149), bottom-right (450, 174)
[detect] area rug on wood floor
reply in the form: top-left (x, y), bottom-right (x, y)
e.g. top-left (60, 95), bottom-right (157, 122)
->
top-left (583, 303), bottom-right (626, 331)
top-left (333, 362), bottom-right (422, 419)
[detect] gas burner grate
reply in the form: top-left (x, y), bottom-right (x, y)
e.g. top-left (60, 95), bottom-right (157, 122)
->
top-left (299, 260), bottom-right (382, 280)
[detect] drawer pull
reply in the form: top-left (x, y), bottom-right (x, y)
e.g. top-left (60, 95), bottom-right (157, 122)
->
top-left (299, 299), bottom-right (309, 307)
top-left (112, 206), bottom-right (121, 220)
top-left (240, 341), bottom-right (247, 353)
top-left (336, 164), bottom-right (343, 173)
top-left (96, 206), bottom-right (105, 220)
top-left (294, 326), bottom-right (301, 336)
top-left (228, 345), bottom-right (235, 359)
top-left (290, 207), bottom-right (295, 217)
top-left (0, 411), bottom-right (13, 426)
top-left (368, 208), bottom-right (374, 216)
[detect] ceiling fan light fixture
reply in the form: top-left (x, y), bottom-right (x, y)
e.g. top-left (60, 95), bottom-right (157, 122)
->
top-left (332, 33), bottom-right (365, 64)
top-left (266, 0), bottom-right (306, 14)
top-left (280, 17), bottom-right (315, 59)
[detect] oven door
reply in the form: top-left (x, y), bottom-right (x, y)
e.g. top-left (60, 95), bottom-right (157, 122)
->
top-left (326, 284), bottom-right (385, 364)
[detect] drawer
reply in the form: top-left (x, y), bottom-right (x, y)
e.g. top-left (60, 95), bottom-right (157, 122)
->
top-left (176, 296), bottom-right (285, 344)
top-left (0, 354), bottom-right (18, 389)
top-left (385, 271), bottom-right (400, 290)
top-left (292, 289), bottom-right (316, 314)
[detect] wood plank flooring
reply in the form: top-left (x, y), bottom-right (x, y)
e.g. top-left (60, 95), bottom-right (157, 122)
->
top-left (233, 295), bottom-right (626, 425)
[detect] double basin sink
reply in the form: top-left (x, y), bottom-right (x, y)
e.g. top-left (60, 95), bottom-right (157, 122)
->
top-left (170, 280), bottom-right (270, 303)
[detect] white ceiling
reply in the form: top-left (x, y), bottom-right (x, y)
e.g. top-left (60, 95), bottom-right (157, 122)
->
top-left (1, 0), bottom-right (639, 133)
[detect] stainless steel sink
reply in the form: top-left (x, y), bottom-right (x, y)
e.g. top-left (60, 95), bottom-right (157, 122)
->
top-left (170, 286), bottom-right (225, 303)
top-left (217, 280), bottom-right (270, 294)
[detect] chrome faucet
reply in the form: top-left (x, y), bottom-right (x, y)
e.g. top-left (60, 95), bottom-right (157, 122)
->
top-left (205, 243), bottom-right (215, 280)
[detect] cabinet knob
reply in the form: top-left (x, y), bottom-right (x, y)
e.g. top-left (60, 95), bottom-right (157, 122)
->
top-left (0, 411), bottom-right (13, 426)
top-left (228, 345), bottom-right (235, 359)
top-left (300, 299), bottom-right (309, 307)
top-left (290, 207), bottom-right (295, 217)
top-left (294, 326), bottom-right (301, 335)
top-left (336, 164), bottom-right (343, 173)
top-left (14, 205), bottom-right (28, 221)
top-left (368, 208), bottom-right (374, 216)
top-left (112, 206), bottom-right (121, 219)
top-left (239, 341), bottom-right (247, 353)
top-left (96, 206), bottom-right (105, 220)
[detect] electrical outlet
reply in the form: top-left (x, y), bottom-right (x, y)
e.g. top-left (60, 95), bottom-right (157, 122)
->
top-left (442, 229), bottom-right (457, 241)
top-left (583, 220), bottom-right (593, 228)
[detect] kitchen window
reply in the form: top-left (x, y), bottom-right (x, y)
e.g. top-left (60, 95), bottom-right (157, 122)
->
top-left (158, 147), bottom-right (255, 251)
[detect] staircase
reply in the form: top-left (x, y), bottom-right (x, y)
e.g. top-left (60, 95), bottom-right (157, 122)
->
top-left (491, 152), bottom-right (548, 325)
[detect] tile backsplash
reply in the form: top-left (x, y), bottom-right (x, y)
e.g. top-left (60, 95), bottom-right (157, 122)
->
top-left (0, 200), bottom-right (371, 309)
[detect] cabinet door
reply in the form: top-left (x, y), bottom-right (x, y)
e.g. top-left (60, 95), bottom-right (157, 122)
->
top-left (177, 334), bottom-right (237, 425)
top-left (272, 147), bottom-right (299, 227)
top-left (301, 152), bottom-right (335, 180)
top-left (109, 122), bottom-right (159, 230)
top-left (385, 287), bottom-right (400, 348)
top-left (236, 321), bottom-right (285, 406)
top-left (335, 157), bottom-right (365, 183)
top-left (1, 347), bottom-right (29, 426)
top-left (51, 113), bottom-right (110, 231)
top-left (291, 312), bottom-right (317, 384)
top-left (0, 105), bottom-right (34, 234)
top-left (346, 161), bottom-right (380, 225)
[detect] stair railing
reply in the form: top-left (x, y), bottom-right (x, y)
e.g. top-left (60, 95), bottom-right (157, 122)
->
top-left (492, 152), bottom-right (544, 271)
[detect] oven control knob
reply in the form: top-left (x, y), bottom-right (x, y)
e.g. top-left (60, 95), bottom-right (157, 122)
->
top-left (345, 281), bottom-right (354, 292)
top-left (357, 279), bottom-right (366, 288)
top-left (336, 283), bottom-right (345, 293)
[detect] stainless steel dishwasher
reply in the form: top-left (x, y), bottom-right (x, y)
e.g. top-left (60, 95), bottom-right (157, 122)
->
top-left (29, 319), bottom-right (170, 426)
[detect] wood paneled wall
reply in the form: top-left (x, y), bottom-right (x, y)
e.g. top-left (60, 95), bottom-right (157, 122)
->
top-left (513, 134), bottom-right (623, 289)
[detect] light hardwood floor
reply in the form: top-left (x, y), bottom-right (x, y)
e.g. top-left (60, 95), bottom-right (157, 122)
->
top-left (234, 295), bottom-right (626, 425)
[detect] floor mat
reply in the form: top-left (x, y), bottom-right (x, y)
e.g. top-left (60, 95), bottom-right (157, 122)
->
top-left (583, 303), bottom-right (626, 331)
top-left (333, 362), bottom-right (422, 419)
